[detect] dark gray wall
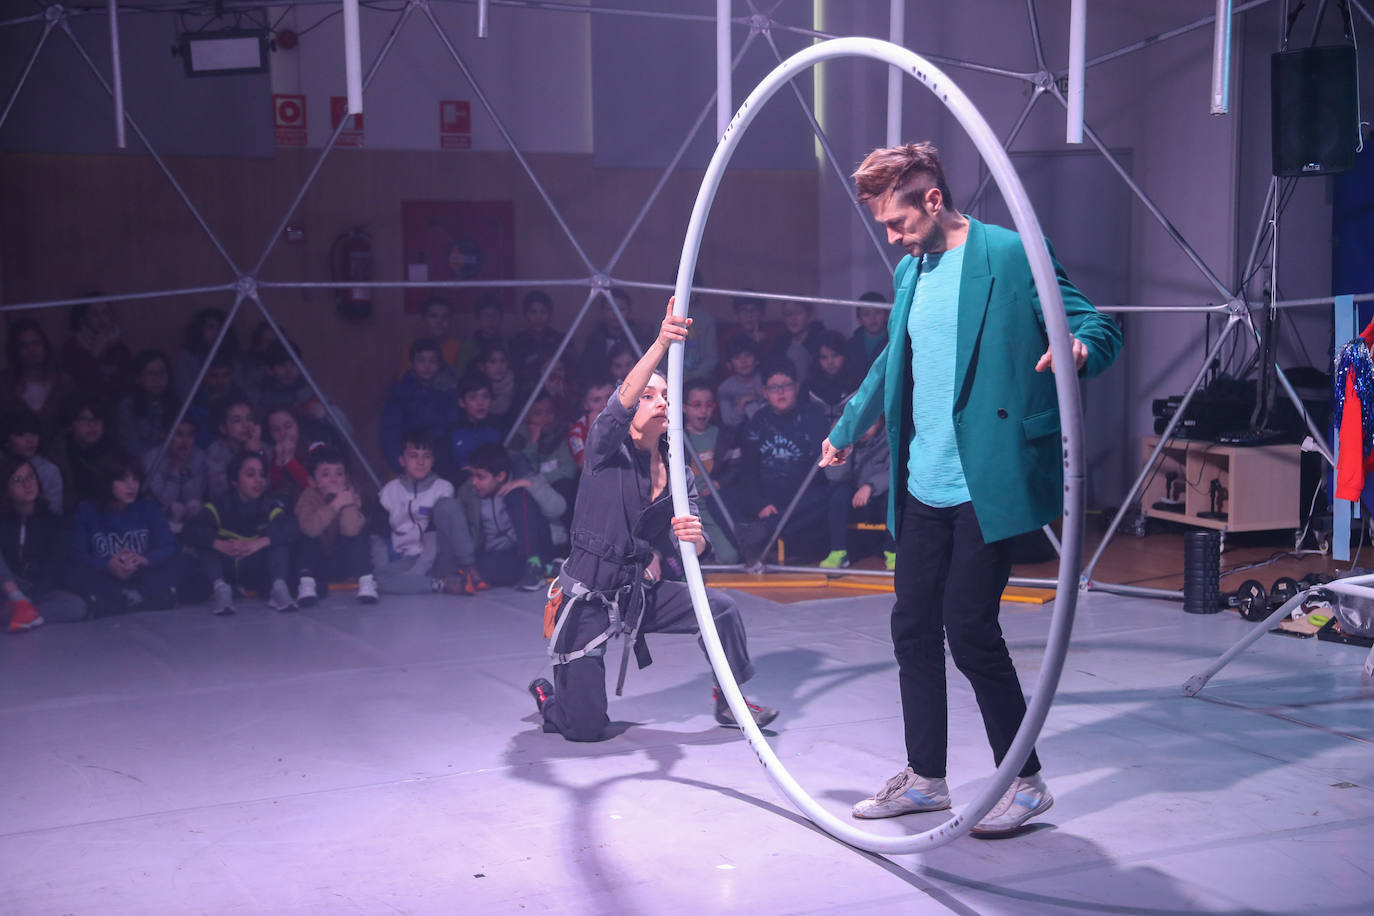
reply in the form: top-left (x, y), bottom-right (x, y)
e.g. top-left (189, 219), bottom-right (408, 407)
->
top-left (0, 10), bottom-right (272, 157)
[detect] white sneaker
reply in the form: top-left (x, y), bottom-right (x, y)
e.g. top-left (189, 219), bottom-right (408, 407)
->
top-left (296, 576), bottom-right (318, 607)
top-left (356, 574), bottom-right (379, 604)
top-left (212, 580), bottom-right (235, 616)
top-left (852, 767), bottom-right (951, 819)
top-left (267, 578), bottom-right (296, 612)
top-left (970, 773), bottom-right (1054, 837)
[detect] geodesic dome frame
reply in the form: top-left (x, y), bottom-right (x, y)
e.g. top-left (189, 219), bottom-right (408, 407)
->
top-left (2, 0), bottom-right (1372, 595)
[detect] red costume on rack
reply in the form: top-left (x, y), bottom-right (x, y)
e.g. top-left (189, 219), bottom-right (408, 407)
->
top-left (1335, 319), bottom-right (1374, 501)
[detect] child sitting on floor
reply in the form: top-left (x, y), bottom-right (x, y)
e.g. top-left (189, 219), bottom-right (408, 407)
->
top-left (205, 398), bottom-right (264, 502)
top-left (294, 447), bottom-right (377, 606)
top-left (142, 417), bottom-right (208, 534)
top-left (3, 408), bottom-right (63, 515)
top-left (49, 395), bottom-right (118, 513)
top-left (70, 457), bottom-right (182, 616)
top-left (1, 455), bottom-right (87, 632)
top-left (373, 430), bottom-right (486, 597)
top-left (185, 451), bottom-right (299, 615)
top-left (459, 442), bottom-right (561, 591)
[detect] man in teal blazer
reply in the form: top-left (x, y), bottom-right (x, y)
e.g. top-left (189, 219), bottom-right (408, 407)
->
top-left (820, 142), bottom-right (1121, 836)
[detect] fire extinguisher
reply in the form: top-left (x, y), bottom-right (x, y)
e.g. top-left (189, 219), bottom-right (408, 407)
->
top-left (330, 228), bottom-right (373, 320)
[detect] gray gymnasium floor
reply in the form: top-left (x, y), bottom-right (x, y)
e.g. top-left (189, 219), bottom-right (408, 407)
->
top-left (2, 582), bottom-right (1371, 915)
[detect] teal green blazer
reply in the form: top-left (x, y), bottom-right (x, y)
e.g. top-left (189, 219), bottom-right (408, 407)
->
top-left (828, 219), bottom-right (1122, 543)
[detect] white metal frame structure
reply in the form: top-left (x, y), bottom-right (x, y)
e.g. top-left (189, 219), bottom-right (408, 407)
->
top-left (1184, 573), bottom-right (1374, 693)
top-left (2, 0), bottom-right (1374, 586)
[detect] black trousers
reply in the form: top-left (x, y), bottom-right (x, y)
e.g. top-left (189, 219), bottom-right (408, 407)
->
top-left (541, 580), bottom-right (756, 742)
top-left (892, 492), bottom-right (1041, 779)
top-left (478, 490), bottom-right (553, 587)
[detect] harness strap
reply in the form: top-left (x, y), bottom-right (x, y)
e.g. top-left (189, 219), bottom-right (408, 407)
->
top-left (548, 585), bottom-right (623, 667)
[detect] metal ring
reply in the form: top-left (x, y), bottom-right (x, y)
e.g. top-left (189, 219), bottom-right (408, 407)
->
top-left (664, 37), bottom-right (1085, 854)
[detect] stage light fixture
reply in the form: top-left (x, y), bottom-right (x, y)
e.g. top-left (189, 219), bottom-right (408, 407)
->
top-left (175, 30), bottom-right (269, 77)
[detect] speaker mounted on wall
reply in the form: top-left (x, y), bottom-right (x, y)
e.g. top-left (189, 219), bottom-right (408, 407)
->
top-left (1271, 44), bottom-right (1359, 177)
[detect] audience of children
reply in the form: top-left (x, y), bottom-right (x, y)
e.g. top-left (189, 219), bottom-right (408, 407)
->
top-left (1, 283), bottom-right (898, 631)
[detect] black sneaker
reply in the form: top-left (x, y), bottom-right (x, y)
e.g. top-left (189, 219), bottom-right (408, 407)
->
top-left (517, 563), bottom-right (546, 592)
top-left (712, 687), bottom-right (779, 728)
top-left (528, 678), bottom-right (554, 716)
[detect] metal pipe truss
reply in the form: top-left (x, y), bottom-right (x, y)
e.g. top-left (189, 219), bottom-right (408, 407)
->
top-left (0, 0), bottom-right (1365, 597)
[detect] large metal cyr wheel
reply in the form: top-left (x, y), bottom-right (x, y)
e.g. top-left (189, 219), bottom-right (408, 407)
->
top-left (663, 37), bottom-right (1086, 854)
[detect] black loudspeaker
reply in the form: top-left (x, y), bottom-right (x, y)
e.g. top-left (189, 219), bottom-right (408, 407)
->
top-left (1271, 45), bottom-right (1359, 177)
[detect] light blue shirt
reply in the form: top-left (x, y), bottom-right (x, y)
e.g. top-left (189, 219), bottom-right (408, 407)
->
top-left (907, 244), bottom-right (971, 506)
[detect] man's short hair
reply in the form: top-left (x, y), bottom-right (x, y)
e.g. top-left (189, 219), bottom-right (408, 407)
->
top-left (723, 336), bottom-right (758, 360)
top-left (759, 357), bottom-right (797, 383)
top-left (521, 290), bottom-right (553, 313)
top-left (401, 428), bottom-right (435, 454)
top-left (466, 442), bottom-right (511, 477)
top-left (858, 290), bottom-right (888, 304)
top-left (731, 294), bottom-right (764, 313)
top-left (852, 141), bottom-right (955, 211)
top-left (409, 337), bottom-right (442, 362)
top-left (457, 374), bottom-right (492, 400)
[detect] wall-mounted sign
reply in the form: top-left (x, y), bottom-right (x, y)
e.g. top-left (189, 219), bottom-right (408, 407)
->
top-left (439, 100), bottom-right (471, 150)
top-left (273, 93), bottom-right (307, 147)
top-left (329, 96), bottom-right (365, 148)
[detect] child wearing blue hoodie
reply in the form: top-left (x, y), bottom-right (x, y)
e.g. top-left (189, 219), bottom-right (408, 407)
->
top-left (70, 457), bottom-right (182, 616)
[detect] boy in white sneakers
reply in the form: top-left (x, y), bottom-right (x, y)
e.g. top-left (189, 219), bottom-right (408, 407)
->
top-left (294, 448), bottom-right (378, 605)
top-left (372, 430), bottom-right (486, 596)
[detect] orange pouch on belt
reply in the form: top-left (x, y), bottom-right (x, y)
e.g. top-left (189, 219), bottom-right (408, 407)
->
top-left (543, 586), bottom-right (565, 639)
